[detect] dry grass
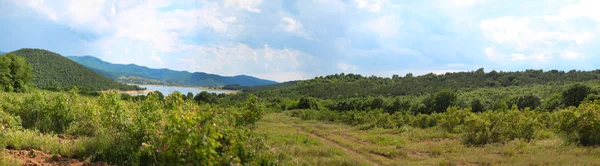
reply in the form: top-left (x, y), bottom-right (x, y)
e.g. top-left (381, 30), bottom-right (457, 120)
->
top-left (259, 112), bottom-right (600, 165)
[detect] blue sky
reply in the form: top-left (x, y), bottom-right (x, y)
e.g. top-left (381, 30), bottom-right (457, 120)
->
top-left (1, 0), bottom-right (599, 82)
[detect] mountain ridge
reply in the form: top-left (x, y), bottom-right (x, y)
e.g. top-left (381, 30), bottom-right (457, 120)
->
top-left (9, 48), bottom-right (141, 91)
top-left (67, 55), bottom-right (278, 87)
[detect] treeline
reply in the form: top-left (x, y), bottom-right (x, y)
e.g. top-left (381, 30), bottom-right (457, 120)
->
top-left (272, 82), bottom-right (597, 115)
top-left (252, 69), bottom-right (600, 99)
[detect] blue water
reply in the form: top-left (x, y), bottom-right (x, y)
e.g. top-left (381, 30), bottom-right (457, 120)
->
top-left (140, 85), bottom-right (228, 95)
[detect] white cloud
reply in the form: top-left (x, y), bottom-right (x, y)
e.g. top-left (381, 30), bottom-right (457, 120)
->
top-left (22, 0), bottom-right (58, 21)
top-left (223, 16), bottom-right (237, 23)
top-left (177, 43), bottom-right (318, 81)
top-left (481, 16), bottom-right (594, 50)
top-left (481, 15), bottom-right (595, 64)
top-left (561, 51), bottom-right (585, 60)
top-left (355, 0), bottom-right (385, 12)
top-left (510, 53), bottom-right (527, 61)
top-left (151, 50), bottom-right (164, 65)
top-left (224, 0), bottom-right (262, 13)
top-left (544, 0), bottom-right (600, 22)
top-left (337, 62), bottom-right (357, 71)
top-left (450, 0), bottom-right (478, 7)
top-left (363, 15), bottom-right (402, 38)
top-left (280, 17), bottom-right (310, 39)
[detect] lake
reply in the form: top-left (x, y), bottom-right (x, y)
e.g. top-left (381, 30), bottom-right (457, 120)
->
top-left (138, 85), bottom-right (234, 96)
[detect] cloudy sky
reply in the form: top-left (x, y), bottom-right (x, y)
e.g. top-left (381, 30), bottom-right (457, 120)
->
top-left (1, 0), bottom-right (599, 82)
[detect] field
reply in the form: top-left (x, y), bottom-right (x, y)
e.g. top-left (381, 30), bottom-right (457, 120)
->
top-left (258, 112), bottom-right (600, 165)
top-left (3, 69), bottom-right (600, 165)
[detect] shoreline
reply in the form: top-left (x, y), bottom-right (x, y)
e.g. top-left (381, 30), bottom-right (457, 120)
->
top-left (131, 84), bottom-right (240, 94)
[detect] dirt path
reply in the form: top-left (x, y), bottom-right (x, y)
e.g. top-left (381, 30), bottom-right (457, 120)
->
top-left (291, 125), bottom-right (383, 166)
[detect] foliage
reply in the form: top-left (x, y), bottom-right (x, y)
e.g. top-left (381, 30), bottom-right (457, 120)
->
top-left (9, 48), bottom-right (141, 92)
top-left (556, 103), bottom-right (600, 145)
top-left (296, 97), bottom-right (320, 110)
top-left (0, 53), bottom-right (33, 92)
top-left (562, 83), bottom-right (592, 107)
top-left (0, 90), bottom-right (271, 165)
top-left (515, 94), bottom-right (542, 109)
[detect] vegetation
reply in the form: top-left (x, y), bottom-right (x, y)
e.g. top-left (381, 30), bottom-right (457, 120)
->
top-left (4, 52), bottom-right (600, 165)
top-left (0, 90), bottom-right (272, 165)
top-left (67, 55), bottom-right (278, 86)
top-left (0, 53), bottom-right (33, 92)
top-left (9, 49), bottom-right (141, 92)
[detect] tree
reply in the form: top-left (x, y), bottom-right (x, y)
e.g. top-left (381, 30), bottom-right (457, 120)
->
top-left (423, 89), bottom-right (457, 114)
top-left (0, 53), bottom-right (33, 92)
top-left (194, 91), bottom-right (216, 104)
top-left (297, 97), bottom-right (320, 110)
top-left (186, 92), bottom-right (194, 100)
top-left (516, 94), bottom-right (541, 109)
top-left (471, 99), bottom-right (485, 112)
top-left (562, 84), bottom-right (591, 107)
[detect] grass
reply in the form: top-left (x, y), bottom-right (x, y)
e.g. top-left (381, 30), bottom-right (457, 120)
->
top-left (258, 111), bottom-right (600, 165)
top-left (1, 129), bottom-right (97, 159)
top-left (256, 113), bottom-right (368, 166)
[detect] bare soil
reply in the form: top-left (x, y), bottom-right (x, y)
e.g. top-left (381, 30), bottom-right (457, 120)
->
top-left (7, 150), bottom-right (105, 166)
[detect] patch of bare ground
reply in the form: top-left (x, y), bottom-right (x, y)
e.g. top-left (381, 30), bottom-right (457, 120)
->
top-left (7, 150), bottom-right (105, 166)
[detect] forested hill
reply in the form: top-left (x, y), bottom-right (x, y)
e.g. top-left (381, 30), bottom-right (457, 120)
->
top-left (251, 68), bottom-right (600, 99)
top-left (66, 55), bottom-right (278, 86)
top-left (9, 48), bottom-right (141, 91)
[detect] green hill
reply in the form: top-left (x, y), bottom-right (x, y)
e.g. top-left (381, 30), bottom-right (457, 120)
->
top-left (67, 55), bottom-right (278, 87)
top-left (9, 48), bottom-right (141, 91)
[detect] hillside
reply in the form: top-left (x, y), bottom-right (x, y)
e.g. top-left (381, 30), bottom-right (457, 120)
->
top-left (9, 49), bottom-right (141, 91)
top-left (250, 69), bottom-right (600, 99)
top-left (67, 55), bottom-right (278, 86)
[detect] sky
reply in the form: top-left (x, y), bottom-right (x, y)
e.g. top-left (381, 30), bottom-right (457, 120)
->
top-left (1, 0), bottom-right (599, 82)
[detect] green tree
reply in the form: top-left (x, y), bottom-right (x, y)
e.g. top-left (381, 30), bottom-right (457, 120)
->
top-left (297, 97), bottom-right (320, 110)
top-left (423, 89), bottom-right (457, 114)
top-left (0, 53), bottom-right (33, 92)
top-left (471, 99), bottom-right (485, 112)
top-left (186, 92), bottom-right (194, 100)
top-left (562, 84), bottom-right (591, 107)
top-left (516, 94), bottom-right (541, 109)
top-left (194, 91), bottom-right (216, 104)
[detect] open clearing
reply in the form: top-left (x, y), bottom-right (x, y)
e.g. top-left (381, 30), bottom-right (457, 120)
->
top-left (257, 112), bottom-right (600, 165)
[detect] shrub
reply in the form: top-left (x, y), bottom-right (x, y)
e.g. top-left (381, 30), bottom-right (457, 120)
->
top-left (562, 84), bottom-right (591, 107)
top-left (296, 97), bottom-right (320, 110)
top-left (556, 103), bottom-right (600, 145)
top-left (463, 109), bottom-right (539, 145)
top-left (439, 107), bottom-right (474, 133)
top-left (422, 90), bottom-right (457, 114)
top-left (515, 94), bottom-right (541, 110)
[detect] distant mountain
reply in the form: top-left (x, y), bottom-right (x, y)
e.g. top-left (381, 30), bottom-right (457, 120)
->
top-left (0, 51), bottom-right (4, 54)
top-left (10, 49), bottom-right (141, 91)
top-left (67, 55), bottom-right (279, 87)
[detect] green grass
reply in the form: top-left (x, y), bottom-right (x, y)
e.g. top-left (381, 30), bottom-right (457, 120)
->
top-left (257, 113), bottom-right (368, 166)
top-left (259, 112), bottom-right (600, 165)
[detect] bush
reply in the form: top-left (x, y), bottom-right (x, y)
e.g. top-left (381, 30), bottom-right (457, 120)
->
top-left (296, 97), bottom-right (320, 110)
top-left (556, 103), bottom-right (600, 145)
top-left (422, 90), bottom-right (457, 114)
top-left (562, 84), bottom-right (591, 107)
top-left (439, 107), bottom-right (474, 133)
top-left (515, 94), bottom-right (541, 110)
top-left (463, 109), bottom-right (539, 145)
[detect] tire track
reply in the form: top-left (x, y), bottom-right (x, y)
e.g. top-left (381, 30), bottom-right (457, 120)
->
top-left (292, 125), bottom-right (386, 166)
